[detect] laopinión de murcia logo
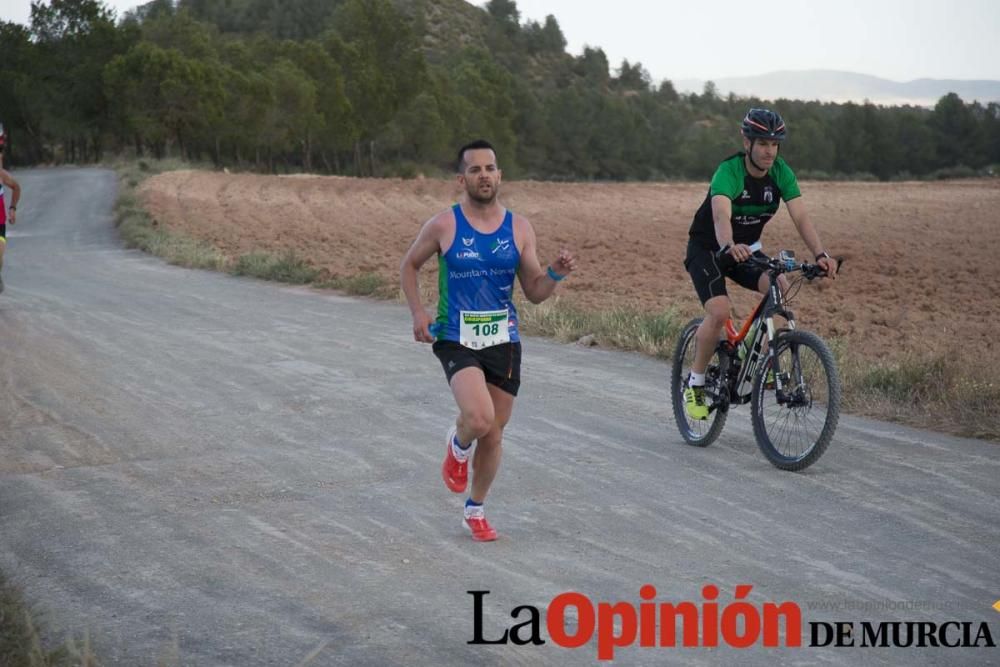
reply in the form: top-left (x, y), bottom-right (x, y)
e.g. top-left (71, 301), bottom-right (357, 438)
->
top-left (467, 586), bottom-right (998, 660)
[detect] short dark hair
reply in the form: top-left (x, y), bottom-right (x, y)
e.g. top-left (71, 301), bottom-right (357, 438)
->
top-left (456, 139), bottom-right (497, 173)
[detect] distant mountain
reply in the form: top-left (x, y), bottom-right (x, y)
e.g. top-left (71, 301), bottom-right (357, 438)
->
top-left (674, 70), bottom-right (1000, 107)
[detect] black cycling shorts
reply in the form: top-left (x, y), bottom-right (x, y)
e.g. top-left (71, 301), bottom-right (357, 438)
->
top-left (432, 340), bottom-right (521, 397)
top-left (684, 241), bottom-right (767, 305)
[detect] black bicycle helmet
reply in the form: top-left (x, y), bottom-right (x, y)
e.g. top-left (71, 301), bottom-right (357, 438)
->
top-left (741, 108), bottom-right (786, 141)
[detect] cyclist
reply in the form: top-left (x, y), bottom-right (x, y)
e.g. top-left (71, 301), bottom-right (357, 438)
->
top-left (400, 139), bottom-right (577, 541)
top-left (682, 108), bottom-right (837, 420)
top-left (0, 123), bottom-right (23, 294)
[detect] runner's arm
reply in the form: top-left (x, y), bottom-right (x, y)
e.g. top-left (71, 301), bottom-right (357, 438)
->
top-left (516, 218), bottom-right (576, 304)
top-left (401, 215), bottom-right (445, 342)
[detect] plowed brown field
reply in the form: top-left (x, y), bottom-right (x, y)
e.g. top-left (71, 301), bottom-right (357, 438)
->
top-left (141, 171), bottom-right (1000, 365)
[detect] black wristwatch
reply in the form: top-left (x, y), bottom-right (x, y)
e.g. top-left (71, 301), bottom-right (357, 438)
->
top-left (815, 251), bottom-right (831, 261)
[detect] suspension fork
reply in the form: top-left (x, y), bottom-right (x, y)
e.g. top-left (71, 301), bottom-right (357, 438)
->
top-left (763, 273), bottom-right (796, 394)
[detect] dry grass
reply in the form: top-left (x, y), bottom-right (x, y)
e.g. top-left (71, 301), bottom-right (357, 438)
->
top-left (833, 342), bottom-right (1000, 439)
top-left (0, 573), bottom-right (100, 666)
top-left (316, 272), bottom-right (399, 299)
top-left (113, 160), bottom-right (226, 271)
top-left (230, 250), bottom-right (320, 284)
top-left (519, 298), bottom-right (686, 358)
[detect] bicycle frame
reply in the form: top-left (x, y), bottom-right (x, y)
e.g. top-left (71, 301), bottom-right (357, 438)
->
top-left (714, 253), bottom-right (819, 407)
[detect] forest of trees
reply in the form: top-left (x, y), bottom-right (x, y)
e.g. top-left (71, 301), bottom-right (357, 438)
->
top-left (2, 0), bottom-right (999, 181)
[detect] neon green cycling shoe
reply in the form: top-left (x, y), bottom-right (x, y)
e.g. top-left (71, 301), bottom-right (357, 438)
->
top-left (684, 384), bottom-right (709, 420)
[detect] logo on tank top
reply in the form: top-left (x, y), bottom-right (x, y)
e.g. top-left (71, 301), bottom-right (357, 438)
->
top-left (491, 238), bottom-right (511, 254)
top-left (457, 235), bottom-right (481, 259)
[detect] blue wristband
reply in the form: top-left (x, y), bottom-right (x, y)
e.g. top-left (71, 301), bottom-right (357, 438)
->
top-left (547, 266), bottom-right (566, 282)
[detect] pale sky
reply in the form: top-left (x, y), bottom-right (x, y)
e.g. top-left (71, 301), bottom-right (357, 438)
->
top-left (4, 0), bottom-right (999, 83)
top-left (476, 0), bottom-right (1000, 83)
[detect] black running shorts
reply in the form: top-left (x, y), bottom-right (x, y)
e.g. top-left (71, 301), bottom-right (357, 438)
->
top-left (432, 340), bottom-right (521, 396)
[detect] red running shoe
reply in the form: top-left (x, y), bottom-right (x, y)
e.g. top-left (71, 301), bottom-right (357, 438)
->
top-left (463, 506), bottom-right (498, 542)
top-left (441, 426), bottom-right (468, 493)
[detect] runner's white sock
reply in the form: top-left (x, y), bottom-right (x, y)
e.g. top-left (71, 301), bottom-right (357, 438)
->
top-left (464, 498), bottom-right (484, 518)
top-left (688, 372), bottom-right (706, 387)
top-left (451, 434), bottom-right (472, 462)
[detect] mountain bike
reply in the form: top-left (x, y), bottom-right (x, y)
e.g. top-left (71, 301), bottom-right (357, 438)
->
top-left (670, 249), bottom-right (841, 471)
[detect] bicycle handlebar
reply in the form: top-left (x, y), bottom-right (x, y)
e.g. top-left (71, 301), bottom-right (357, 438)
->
top-left (746, 254), bottom-right (835, 279)
top-left (714, 245), bottom-right (841, 280)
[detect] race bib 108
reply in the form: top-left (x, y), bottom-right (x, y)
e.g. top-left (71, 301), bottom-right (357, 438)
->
top-left (459, 309), bottom-right (510, 349)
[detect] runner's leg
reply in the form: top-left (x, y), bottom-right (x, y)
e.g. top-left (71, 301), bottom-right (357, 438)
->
top-left (469, 383), bottom-right (514, 503)
top-left (449, 366), bottom-right (495, 448)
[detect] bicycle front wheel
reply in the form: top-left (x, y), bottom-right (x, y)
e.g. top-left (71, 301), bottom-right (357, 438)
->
top-left (751, 330), bottom-right (841, 471)
top-left (671, 318), bottom-right (728, 447)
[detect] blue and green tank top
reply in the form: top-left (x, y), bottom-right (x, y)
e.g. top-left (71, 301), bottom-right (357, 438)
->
top-left (433, 204), bottom-right (521, 344)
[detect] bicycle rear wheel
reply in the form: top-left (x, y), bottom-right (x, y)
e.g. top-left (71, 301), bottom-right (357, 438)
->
top-left (671, 318), bottom-right (728, 447)
top-left (751, 330), bottom-right (840, 470)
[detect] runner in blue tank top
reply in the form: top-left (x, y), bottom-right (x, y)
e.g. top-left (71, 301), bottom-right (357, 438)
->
top-left (401, 140), bottom-right (577, 542)
top-left (433, 203), bottom-right (521, 346)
